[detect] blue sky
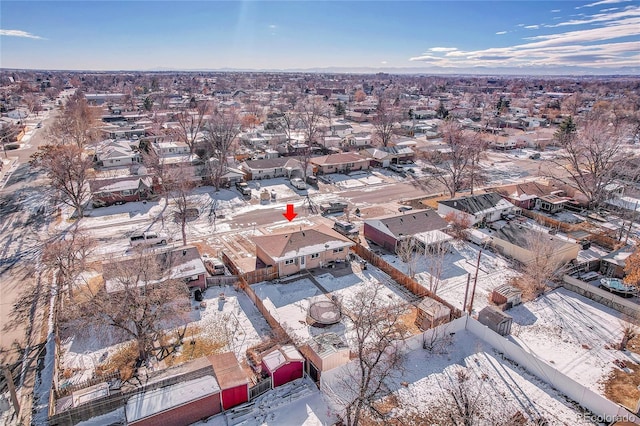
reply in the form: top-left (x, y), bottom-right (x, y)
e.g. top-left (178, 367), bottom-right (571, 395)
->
top-left (1, 1), bottom-right (639, 73)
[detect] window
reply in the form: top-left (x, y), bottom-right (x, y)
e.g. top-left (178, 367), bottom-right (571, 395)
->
top-left (121, 190), bottom-right (133, 196)
top-left (311, 253), bottom-right (319, 259)
top-left (333, 247), bottom-right (344, 253)
top-left (284, 259), bottom-right (295, 265)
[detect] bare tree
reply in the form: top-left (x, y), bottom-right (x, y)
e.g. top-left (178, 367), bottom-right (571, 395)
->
top-left (204, 107), bottom-right (241, 189)
top-left (421, 121), bottom-right (475, 198)
top-left (86, 251), bottom-right (191, 361)
top-left (519, 229), bottom-right (568, 298)
top-left (41, 228), bottom-right (96, 300)
top-left (0, 122), bottom-right (22, 158)
top-left (30, 144), bottom-right (94, 218)
top-left (551, 115), bottom-right (633, 208)
top-left (166, 167), bottom-right (205, 246)
top-left (372, 99), bottom-right (399, 148)
top-left (171, 100), bottom-right (210, 154)
top-left (330, 284), bottom-right (408, 426)
top-left (395, 237), bottom-right (419, 279)
top-left (423, 241), bottom-right (448, 295)
top-left (48, 92), bottom-right (100, 148)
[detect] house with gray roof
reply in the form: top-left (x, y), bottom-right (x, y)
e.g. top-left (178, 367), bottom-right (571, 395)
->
top-left (438, 192), bottom-right (518, 225)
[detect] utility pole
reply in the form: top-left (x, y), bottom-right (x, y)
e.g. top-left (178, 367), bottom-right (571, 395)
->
top-left (462, 273), bottom-right (471, 313)
top-left (468, 250), bottom-right (483, 315)
top-left (3, 364), bottom-right (20, 417)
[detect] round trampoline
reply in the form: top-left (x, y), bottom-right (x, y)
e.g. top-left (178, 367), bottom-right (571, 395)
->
top-left (307, 300), bottom-right (342, 327)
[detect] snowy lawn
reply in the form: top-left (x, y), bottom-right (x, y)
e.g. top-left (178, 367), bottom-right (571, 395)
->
top-left (382, 240), bottom-right (520, 315)
top-left (509, 287), bottom-right (636, 396)
top-left (252, 265), bottom-right (414, 348)
top-left (323, 329), bottom-right (592, 425)
top-left (58, 285), bottom-right (271, 386)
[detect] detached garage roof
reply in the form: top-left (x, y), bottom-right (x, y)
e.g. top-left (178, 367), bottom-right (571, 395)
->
top-left (208, 353), bottom-right (249, 389)
top-left (126, 375), bottom-right (220, 423)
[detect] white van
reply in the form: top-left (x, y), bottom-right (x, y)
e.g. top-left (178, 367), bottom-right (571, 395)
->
top-left (130, 231), bottom-right (168, 247)
top-left (290, 178), bottom-right (307, 190)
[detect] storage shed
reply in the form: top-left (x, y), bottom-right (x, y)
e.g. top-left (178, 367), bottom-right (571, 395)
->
top-left (208, 353), bottom-right (249, 410)
top-left (299, 333), bottom-right (350, 384)
top-left (126, 375), bottom-right (222, 426)
top-left (490, 284), bottom-right (522, 309)
top-left (261, 345), bottom-right (305, 388)
top-left (478, 306), bottom-right (513, 336)
top-left (415, 298), bottom-right (451, 331)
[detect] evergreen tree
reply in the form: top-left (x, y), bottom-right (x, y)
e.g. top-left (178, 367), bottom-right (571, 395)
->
top-left (554, 116), bottom-right (577, 146)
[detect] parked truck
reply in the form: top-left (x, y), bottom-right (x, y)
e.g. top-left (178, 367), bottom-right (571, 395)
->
top-left (320, 201), bottom-right (349, 215)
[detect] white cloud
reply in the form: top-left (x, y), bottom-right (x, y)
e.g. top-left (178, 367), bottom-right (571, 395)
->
top-left (429, 47), bottom-right (458, 52)
top-left (409, 5), bottom-right (640, 70)
top-left (0, 29), bottom-right (44, 40)
top-left (496, 31), bottom-right (507, 35)
top-left (576, 0), bottom-right (630, 9)
top-left (381, 61), bottom-right (387, 64)
top-left (525, 25), bottom-right (540, 29)
top-left (268, 24), bottom-right (277, 29)
top-left (551, 9), bottom-right (562, 13)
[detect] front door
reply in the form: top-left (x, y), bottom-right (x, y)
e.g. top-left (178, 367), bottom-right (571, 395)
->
top-left (300, 256), bottom-right (306, 268)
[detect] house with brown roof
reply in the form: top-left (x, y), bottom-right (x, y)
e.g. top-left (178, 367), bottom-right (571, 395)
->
top-left (309, 152), bottom-right (370, 175)
top-left (364, 209), bottom-right (450, 253)
top-left (491, 181), bottom-right (567, 211)
top-left (252, 225), bottom-right (355, 277)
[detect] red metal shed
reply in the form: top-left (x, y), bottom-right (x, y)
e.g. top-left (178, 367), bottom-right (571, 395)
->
top-left (261, 345), bottom-right (304, 388)
top-left (208, 353), bottom-right (249, 410)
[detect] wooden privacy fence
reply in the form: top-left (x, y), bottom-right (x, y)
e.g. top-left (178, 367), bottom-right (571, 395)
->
top-left (239, 276), bottom-right (290, 344)
top-left (352, 243), bottom-right (463, 319)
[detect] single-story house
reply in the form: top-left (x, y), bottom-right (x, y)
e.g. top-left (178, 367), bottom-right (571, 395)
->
top-left (90, 176), bottom-right (155, 208)
top-left (438, 193), bottom-right (518, 226)
top-left (261, 345), bottom-right (305, 388)
top-left (103, 246), bottom-right (207, 293)
top-left (491, 181), bottom-right (565, 211)
top-left (252, 225), bottom-right (355, 277)
top-left (364, 209), bottom-right (449, 253)
top-left (95, 139), bottom-right (140, 168)
top-left (341, 132), bottom-right (372, 149)
top-left (485, 222), bottom-right (579, 265)
top-left (240, 157), bottom-right (305, 180)
top-left (310, 152), bottom-right (370, 175)
top-left (359, 147), bottom-right (415, 168)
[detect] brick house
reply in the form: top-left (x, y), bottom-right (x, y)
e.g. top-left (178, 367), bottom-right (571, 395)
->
top-left (252, 225), bottom-right (354, 277)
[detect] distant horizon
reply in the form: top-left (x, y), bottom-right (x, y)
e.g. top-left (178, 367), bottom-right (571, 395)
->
top-left (2, 1), bottom-right (639, 75)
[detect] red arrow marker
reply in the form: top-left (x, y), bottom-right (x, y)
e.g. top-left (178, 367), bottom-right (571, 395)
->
top-left (283, 204), bottom-right (297, 222)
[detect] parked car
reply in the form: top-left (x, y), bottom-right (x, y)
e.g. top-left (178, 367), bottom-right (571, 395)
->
top-left (306, 175), bottom-right (318, 186)
top-left (290, 178), bottom-right (307, 190)
top-left (235, 181), bottom-right (251, 196)
top-left (333, 221), bottom-right (359, 237)
top-left (130, 231), bottom-right (168, 247)
top-left (320, 201), bottom-right (348, 215)
top-left (203, 255), bottom-right (226, 276)
top-left (529, 153), bottom-right (541, 160)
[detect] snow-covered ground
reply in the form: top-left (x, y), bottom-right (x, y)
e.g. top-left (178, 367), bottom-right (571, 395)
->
top-left (195, 376), bottom-right (336, 426)
top-left (58, 285), bottom-right (271, 387)
top-left (509, 288), bottom-right (636, 396)
top-left (382, 240), bottom-right (520, 314)
top-left (323, 329), bottom-right (592, 425)
top-left (252, 265), bottom-right (413, 348)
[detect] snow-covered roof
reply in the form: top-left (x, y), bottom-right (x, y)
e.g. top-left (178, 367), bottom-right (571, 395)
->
top-left (253, 225), bottom-right (354, 262)
top-left (126, 375), bottom-right (220, 423)
top-left (262, 345), bottom-right (304, 373)
top-left (413, 229), bottom-right (454, 246)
